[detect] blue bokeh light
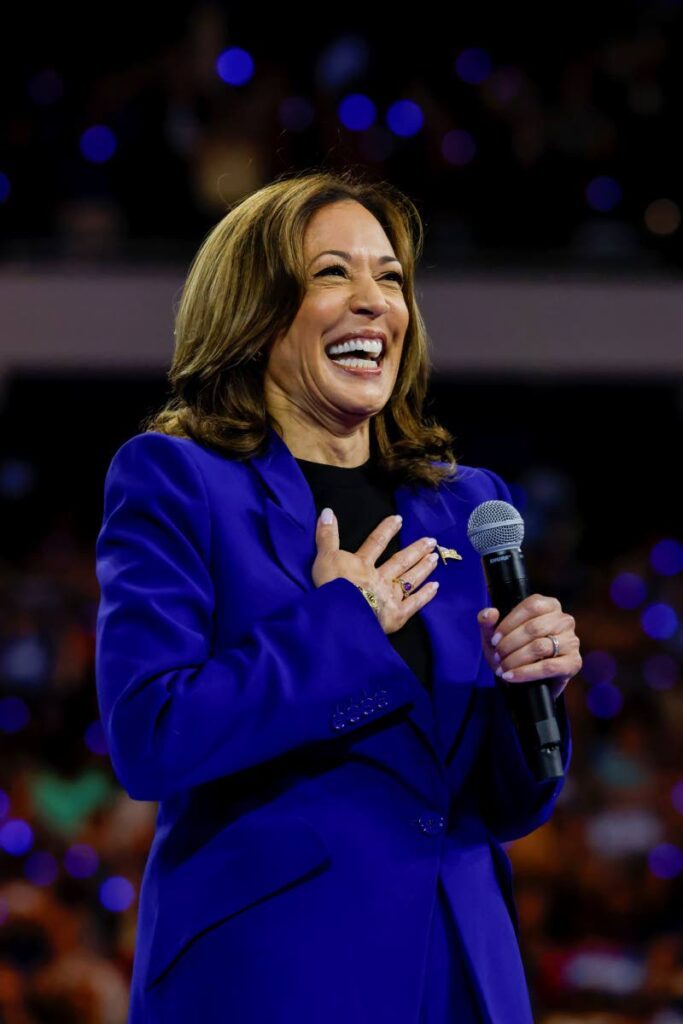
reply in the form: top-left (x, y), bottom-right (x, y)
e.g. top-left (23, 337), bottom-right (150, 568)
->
top-left (0, 696), bottom-right (30, 734)
top-left (64, 843), bottom-right (99, 879)
top-left (648, 843), bottom-right (683, 879)
top-left (586, 176), bottom-right (622, 213)
top-left (643, 652), bottom-right (679, 690)
top-left (386, 100), bottom-right (424, 138)
top-left (24, 851), bottom-right (59, 887)
top-left (641, 602), bottom-right (678, 640)
top-left (581, 650), bottom-right (617, 686)
top-left (80, 126), bottom-right (117, 164)
top-left (650, 538), bottom-right (683, 576)
top-left (442, 129), bottom-right (476, 166)
top-left (0, 790), bottom-right (9, 819)
top-left (85, 719), bottom-right (108, 756)
top-left (609, 571), bottom-right (647, 609)
top-left (216, 47), bottom-right (254, 86)
top-left (0, 819), bottom-right (34, 856)
top-left (455, 48), bottom-right (493, 85)
top-left (0, 172), bottom-right (10, 204)
top-left (338, 93), bottom-right (376, 131)
top-left (586, 681), bottom-right (623, 719)
top-left (100, 876), bottom-right (136, 912)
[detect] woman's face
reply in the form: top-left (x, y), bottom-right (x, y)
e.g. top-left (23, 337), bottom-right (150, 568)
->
top-left (264, 199), bottom-right (410, 436)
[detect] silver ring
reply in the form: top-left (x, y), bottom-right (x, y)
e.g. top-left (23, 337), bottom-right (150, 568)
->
top-left (547, 634), bottom-right (561, 658)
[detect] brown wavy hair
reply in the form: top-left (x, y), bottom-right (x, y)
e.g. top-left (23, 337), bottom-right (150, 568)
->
top-left (141, 167), bottom-right (458, 489)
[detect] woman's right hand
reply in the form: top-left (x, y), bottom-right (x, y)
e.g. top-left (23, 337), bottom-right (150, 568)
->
top-left (312, 510), bottom-right (440, 635)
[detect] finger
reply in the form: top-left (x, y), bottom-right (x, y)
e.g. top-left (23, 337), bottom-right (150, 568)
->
top-left (490, 593), bottom-right (562, 647)
top-left (391, 549), bottom-right (441, 597)
top-left (398, 579), bottom-right (440, 626)
top-left (381, 535), bottom-right (439, 579)
top-left (495, 652), bottom-right (580, 686)
top-left (491, 610), bottom-right (574, 662)
top-left (477, 607), bottom-right (501, 669)
top-left (495, 629), bottom-right (580, 677)
top-left (355, 514), bottom-right (403, 562)
top-left (315, 507), bottom-right (339, 555)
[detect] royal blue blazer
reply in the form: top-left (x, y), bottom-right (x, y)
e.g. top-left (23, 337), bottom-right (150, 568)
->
top-left (95, 424), bottom-right (572, 1023)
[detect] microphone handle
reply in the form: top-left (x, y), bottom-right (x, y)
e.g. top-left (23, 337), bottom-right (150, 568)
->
top-left (482, 547), bottom-right (564, 781)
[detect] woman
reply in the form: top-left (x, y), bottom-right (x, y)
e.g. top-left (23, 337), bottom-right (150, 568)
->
top-left (95, 169), bottom-right (581, 1023)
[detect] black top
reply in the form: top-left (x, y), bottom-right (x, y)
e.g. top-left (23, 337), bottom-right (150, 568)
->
top-left (295, 455), bottom-right (433, 695)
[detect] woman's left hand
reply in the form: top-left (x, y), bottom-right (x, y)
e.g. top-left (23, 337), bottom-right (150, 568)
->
top-left (477, 594), bottom-right (582, 700)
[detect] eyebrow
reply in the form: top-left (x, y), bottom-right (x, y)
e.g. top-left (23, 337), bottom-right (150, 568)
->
top-left (309, 249), bottom-right (402, 267)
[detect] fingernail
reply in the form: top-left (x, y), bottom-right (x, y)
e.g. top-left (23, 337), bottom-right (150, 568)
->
top-left (495, 667), bottom-right (503, 677)
top-left (491, 632), bottom-right (502, 646)
top-left (502, 671), bottom-right (515, 681)
top-left (394, 515), bottom-right (402, 524)
top-left (493, 652), bottom-right (501, 664)
top-left (320, 507), bottom-right (334, 524)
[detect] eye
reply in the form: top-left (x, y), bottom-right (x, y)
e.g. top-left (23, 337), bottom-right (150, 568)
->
top-left (315, 264), bottom-right (404, 286)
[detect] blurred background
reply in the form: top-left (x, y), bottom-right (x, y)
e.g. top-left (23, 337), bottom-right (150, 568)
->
top-left (1, 4), bottom-right (682, 1022)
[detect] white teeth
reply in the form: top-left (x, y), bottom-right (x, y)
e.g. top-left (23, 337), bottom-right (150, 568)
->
top-left (334, 357), bottom-right (379, 369)
top-left (327, 338), bottom-right (383, 357)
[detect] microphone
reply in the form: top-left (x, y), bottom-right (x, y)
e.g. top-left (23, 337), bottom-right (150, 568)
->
top-left (467, 499), bottom-right (564, 781)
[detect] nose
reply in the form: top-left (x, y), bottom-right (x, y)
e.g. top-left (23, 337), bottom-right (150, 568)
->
top-left (350, 274), bottom-right (390, 315)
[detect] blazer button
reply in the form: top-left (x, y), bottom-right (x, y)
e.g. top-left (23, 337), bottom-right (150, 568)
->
top-left (417, 814), bottom-right (446, 835)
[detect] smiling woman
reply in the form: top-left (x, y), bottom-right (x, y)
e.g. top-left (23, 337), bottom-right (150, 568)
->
top-left (98, 167), bottom-right (576, 1023)
top-left (141, 168), bottom-right (456, 489)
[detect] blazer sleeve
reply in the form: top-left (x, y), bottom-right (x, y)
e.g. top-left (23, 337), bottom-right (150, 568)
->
top-left (474, 465), bottom-right (573, 843)
top-left (95, 433), bottom-right (417, 802)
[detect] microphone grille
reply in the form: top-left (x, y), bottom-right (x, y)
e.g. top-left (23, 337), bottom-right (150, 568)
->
top-left (467, 500), bottom-right (524, 555)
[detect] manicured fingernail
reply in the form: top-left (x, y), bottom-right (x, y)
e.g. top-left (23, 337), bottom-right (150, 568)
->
top-left (321, 507), bottom-right (334, 524)
top-left (491, 632), bottom-right (502, 646)
top-left (502, 671), bottom-right (515, 680)
top-left (495, 667), bottom-right (503, 677)
top-left (493, 652), bottom-right (501, 664)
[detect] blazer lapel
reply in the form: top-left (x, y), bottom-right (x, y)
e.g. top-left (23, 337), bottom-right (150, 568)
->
top-left (248, 425), bottom-right (483, 764)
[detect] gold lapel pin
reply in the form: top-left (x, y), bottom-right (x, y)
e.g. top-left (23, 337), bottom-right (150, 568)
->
top-left (436, 545), bottom-right (463, 565)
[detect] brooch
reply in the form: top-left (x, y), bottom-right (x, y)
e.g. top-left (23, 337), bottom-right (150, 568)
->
top-left (436, 545), bottom-right (463, 565)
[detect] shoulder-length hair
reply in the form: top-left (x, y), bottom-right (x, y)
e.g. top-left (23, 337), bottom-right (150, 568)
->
top-left (141, 168), bottom-right (459, 489)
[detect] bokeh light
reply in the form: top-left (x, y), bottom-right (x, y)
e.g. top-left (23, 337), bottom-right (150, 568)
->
top-left (649, 538), bottom-right (683, 576)
top-left (455, 48), bottom-right (492, 85)
top-left (644, 198), bottom-right (681, 236)
top-left (609, 571), bottom-right (647, 609)
top-left (64, 843), bottom-right (99, 879)
top-left (586, 176), bottom-right (622, 213)
top-left (586, 681), bottom-right (623, 718)
top-left (24, 851), bottom-right (59, 886)
top-left (216, 47), bottom-right (254, 86)
top-left (79, 125), bottom-right (117, 164)
top-left (648, 843), bottom-right (683, 880)
top-left (0, 695), bottom-right (30, 733)
top-left (85, 719), bottom-right (108, 755)
top-left (0, 819), bottom-right (34, 856)
top-left (641, 602), bottom-right (678, 640)
top-left (338, 93), bottom-right (376, 132)
top-left (99, 876), bottom-right (136, 912)
top-left (386, 100), bottom-right (423, 138)
top-left (0, 172), bottom-right (11, 203)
